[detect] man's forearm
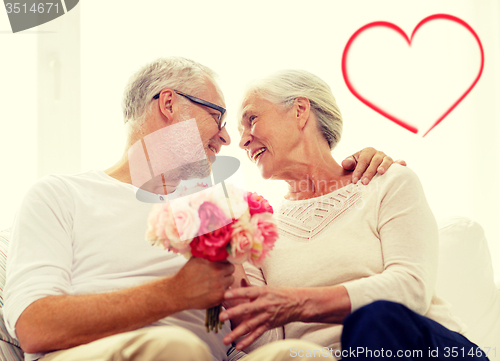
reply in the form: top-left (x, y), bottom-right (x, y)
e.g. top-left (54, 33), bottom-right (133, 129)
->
top-left (15, 257), bottom-right (234, 354)
top-left (16, 276), bottom-right (180, 354)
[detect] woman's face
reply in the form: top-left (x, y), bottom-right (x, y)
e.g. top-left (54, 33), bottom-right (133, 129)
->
top-left (238, 94), bottom-right (301, 180)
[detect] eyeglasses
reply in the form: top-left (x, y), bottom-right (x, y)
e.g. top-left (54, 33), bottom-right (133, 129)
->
top-left (153, 90), bottom-right (226, 130)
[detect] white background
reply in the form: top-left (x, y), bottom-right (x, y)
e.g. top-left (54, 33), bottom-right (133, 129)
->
top-left (1, 0), bottom-right (499, 282)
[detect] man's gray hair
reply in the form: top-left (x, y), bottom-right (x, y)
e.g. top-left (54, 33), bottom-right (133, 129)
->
top-left (244, 69), bottom-right (343, 150)
top-left (122, 57), bottom-right (221, 124)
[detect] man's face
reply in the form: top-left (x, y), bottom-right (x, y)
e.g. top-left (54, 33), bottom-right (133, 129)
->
top-left (129, 80), bottom-right (232, 196)
top-left (183, 80), bottom-right (229, 158)
top-left (172, 80), bottom-right (231, 180)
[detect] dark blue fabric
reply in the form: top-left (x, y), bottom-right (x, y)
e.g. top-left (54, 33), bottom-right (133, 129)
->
top-left (341, 301), bottom-right (490, 360)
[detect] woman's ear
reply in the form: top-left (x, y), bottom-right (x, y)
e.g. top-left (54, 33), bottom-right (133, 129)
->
top-left (294, 97), bottom-right (310, 130)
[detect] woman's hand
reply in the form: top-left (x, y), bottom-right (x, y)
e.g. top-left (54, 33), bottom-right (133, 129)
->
top-left (222, 278), bottom-right (253, 330)
top-left (342, 147), bottom-right (407, 185)
top-left (220, 286), bottom-right (304, 350)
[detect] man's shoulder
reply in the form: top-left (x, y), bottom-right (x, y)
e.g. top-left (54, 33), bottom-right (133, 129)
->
top-left (24, 170), bottom-right (107, 200)
top-left (33, 170), bottom-right (105, 188)
top-left (43, 170), bottom-right (103, 182)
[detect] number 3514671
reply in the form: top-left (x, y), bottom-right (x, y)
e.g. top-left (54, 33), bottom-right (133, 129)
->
top-left (5, 3), bottom-right (60, 14)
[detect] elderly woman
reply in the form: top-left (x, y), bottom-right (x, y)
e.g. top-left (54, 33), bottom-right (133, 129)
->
top-left (220, 70), bottom-right (486, 360)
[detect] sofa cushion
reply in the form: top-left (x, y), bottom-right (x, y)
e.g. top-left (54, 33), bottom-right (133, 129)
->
top-left (436, 217), bottom-right (500, 359)
top-left (0, 229), bottom-right (9, 307)
top-left (0, 308), bottom-right (23, 361)
top-left (0, 229), bottom-right (24, 360)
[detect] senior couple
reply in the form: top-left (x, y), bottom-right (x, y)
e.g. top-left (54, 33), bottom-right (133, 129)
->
top-left (3, 57), bottom-right (486, 361)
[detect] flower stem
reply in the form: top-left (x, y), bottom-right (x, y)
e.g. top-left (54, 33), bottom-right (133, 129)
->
top-left (206, 305), bottom-right (224, 333)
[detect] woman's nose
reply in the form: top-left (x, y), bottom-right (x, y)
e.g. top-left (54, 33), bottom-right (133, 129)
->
top-left (239, 132), bottom-right (252, 149)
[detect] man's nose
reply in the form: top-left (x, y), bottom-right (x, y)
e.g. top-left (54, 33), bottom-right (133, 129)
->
top-left (219, 127), bottom-right (231, 146)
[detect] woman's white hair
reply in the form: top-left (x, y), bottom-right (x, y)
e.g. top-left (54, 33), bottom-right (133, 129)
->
top-left (122, 57), bottom-right (221, 125)
top-left (244, 69), bottom-right (343, 150)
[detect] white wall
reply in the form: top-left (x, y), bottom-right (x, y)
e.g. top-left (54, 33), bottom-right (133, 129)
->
top-left (1, 0), bottom-right (499, 281)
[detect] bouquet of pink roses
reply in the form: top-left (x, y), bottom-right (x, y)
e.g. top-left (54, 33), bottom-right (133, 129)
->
top-left (145, 183), bottom-right (278, 332)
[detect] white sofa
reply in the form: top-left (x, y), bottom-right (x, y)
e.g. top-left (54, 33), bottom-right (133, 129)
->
top-left (435, 217), bottom-right (500, 360)
top-left (1, 217), bottom-right (499, 360)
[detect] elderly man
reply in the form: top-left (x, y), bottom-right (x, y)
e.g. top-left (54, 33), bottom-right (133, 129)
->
top-left (3, 57), bottom-right (395, 361)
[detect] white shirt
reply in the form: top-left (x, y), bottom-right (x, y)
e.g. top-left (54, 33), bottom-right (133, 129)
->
top-left (260, 165), bottom-right (465, 352)
top-left (3, 170), bottom-right (231, 361)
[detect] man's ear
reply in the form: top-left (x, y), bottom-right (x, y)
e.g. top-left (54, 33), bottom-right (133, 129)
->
top-left (157, 89), bottom-right (178, 123)
top-left (294, 96), bottom-right (310, 130)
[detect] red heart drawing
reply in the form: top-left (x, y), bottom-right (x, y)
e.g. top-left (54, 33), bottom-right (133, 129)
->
top-left (341, 14), bottom-right (484, 137)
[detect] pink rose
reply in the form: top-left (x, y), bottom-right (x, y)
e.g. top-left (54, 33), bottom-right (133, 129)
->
top-left (249, 213), bottom-right (279, 266)
top-left (168, 201), bottom-right (200, 253)
top-left (198, 202), bottom-right (230, 235)
top-left (190, 223), bottom-right (233, 261)
top-left (157, 208), bottom-right (180, 241)
top-left (170, 201), bottom-right (200, 240)
top-left (246, 192), bottom-right (274, 216)
top-left (145, 203), bottom-right (180, 250)
top-left (188, 202), bottom-right (232, 261)
top-left (228, 219), bottom-right (255, 264)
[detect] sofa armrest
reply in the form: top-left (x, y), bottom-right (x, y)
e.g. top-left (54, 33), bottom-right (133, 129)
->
top-left (436, 217), bottom-right (500, 360)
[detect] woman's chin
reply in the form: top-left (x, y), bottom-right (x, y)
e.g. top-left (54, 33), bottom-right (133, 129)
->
top-left (257, 163), bottom-right (272, 180)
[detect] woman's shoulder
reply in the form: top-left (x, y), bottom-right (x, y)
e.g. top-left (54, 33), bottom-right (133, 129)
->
top-left (369, 164), bottom-right (423, 193)
top-left (376, 163), bottom-right (420, 183)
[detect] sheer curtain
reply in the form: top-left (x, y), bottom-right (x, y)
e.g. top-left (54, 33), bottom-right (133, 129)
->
top-left (1, 0), bottom-right (499, 281)
top-left (0, 11), bottom-right (38, 229)
top-left (0, 5), bottom-right (80, 230)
